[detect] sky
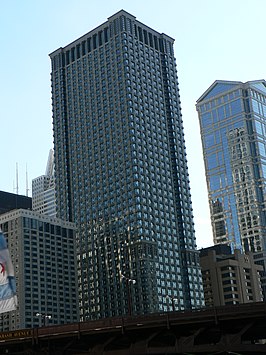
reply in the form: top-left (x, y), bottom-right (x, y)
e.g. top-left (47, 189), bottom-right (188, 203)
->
top-left (1, 0), bottom-right (265, 248)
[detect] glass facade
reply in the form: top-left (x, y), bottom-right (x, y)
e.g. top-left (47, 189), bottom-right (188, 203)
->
top-left (50, 10), bottom-right (204, 320)
top-left (197, 80), bottom-right (266, 253)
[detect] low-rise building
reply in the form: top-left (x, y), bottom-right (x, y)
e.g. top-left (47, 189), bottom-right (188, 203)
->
top-left (200, 244), bottom-right (263, 307)
top-left (0, 209), bottom-right (78, 330)
top-left (0, 191), bottom-right (31, 215)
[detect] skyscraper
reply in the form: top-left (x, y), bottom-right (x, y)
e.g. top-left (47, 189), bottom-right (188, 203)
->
top-left (32, 149), bottom-right (56, 217)
top-left (196, 80), bottom-right (266, 253)
top-left (50, 10), bottom-right (204, 320)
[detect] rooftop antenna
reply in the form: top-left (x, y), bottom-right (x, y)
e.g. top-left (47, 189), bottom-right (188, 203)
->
top-left (16, 163), bottom-right (19, 195)
top-left (26, 164), bottom-right (29, 197)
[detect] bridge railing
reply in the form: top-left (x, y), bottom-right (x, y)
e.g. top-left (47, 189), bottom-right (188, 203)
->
top-left (0, 301), bottom-right (266, 345)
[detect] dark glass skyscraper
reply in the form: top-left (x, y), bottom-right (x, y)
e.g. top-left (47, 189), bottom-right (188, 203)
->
top-left (50, 10), bottom-right (204, 320)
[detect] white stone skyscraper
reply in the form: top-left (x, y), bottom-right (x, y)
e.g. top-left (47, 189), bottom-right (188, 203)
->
top-left (32, 149), bottom-right (56, 217)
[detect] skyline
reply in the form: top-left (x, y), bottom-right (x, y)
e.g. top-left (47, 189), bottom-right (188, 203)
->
top-left (1, 0), bottom-right (266, 248)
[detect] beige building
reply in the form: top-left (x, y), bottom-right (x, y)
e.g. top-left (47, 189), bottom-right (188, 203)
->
top-left (200, 244), bottom-right (263, 307)
top-left (0, 209), bottom-right (78, 330)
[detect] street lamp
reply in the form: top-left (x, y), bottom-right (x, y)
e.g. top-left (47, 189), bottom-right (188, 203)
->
top-left (121, 274), bottom-right (136, 316)
top-left (36, 312), bottom-right (52, 327)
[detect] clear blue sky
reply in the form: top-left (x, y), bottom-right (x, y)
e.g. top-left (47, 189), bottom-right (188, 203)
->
top-left (1, 0), bottom-right (265, 248)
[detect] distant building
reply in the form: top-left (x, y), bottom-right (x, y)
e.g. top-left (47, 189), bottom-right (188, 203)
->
top-left (196, 79), bottom-right (266, 300)
top-left (0, 209), bottom-right (78, 330)
top-left (252, 250), bottom-right (266, 298)
top-left (196, 80), bottom-right (266, 253)
top-left (50, 9), bottom-right (204, 319)
top-left (32, 149), bottom-right (56, 217)
top-left (0, 191), bottom-right (31, 215)
top-left (200, 245), bottom-right (263, 307)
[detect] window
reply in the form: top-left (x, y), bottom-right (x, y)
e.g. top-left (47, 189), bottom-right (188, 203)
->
top-left (230, 99), bottom-right (242, 115)
top-left (205, 133), bottom-right (215, 148)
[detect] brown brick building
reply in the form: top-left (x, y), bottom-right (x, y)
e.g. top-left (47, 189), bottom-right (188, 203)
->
top-left (200, 244), bottom-right (263, 307)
